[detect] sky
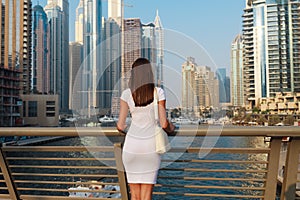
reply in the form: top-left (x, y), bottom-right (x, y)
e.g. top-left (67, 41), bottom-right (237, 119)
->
top-left (32, 0), bottom-right (246, 107)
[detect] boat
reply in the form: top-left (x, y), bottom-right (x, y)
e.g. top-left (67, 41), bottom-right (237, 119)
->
top-left (68, 181), bottom-right (121, 198)
top-left (172, 117), bottom-right (193, 125)
top-left (99, 116), bottom-right (115, 123)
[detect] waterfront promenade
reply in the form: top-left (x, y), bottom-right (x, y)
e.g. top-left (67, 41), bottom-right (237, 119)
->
top-left (0, 126), bottom-right (299, 199)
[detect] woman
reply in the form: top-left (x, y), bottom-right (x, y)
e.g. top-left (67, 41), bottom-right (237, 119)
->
top-left (117, 58), bottom-right (175, 200)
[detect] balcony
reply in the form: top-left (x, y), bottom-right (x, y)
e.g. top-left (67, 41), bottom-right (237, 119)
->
top-left (0, 127), bottom-right (300, 200)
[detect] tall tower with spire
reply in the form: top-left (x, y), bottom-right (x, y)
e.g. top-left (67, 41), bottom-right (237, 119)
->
top-left (75, 0), bottom-right (84, 44)
top-left (154, 10), bottom-right (164, 87)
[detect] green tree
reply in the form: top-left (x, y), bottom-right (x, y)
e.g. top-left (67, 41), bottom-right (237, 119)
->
top-left (284, 115), bottom-right (294, 126)
top-left (257, 115), bottom-right (267, 125)
top-left (268, 115), bottom-right (281, 126)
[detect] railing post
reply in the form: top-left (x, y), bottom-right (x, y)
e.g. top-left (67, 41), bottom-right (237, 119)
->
top-left (0, 143), bottom-right (20, 200)
top-left (280, 138), bottom-right (300, 200)
top-left (264, 137), bottom-right (282, 199)
top-left (114, 143), bottom-right (129, 200)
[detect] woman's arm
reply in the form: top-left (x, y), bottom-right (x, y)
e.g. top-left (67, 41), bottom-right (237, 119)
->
top-left (117, 99), bottom-right (129, 133)
top-left (158, 100), bottom-right (175, 134)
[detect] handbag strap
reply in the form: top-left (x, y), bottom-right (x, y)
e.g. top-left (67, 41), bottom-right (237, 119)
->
top-left (153, 88), bottom-right (159, 121)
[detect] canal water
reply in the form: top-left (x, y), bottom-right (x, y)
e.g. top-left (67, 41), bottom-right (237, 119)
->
top-left (7, 127), bottom-right (282, 199)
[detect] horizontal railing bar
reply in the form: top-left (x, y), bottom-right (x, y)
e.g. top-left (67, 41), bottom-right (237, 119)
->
top-left (162, 159), bottom-right (269, 164)
top-left (0, 187), bottom-right (8, 190)
top-left (3, 146), bottom-right (270, 153)
top-left (17, 187), bottom-right (120, 194)
top-left (158, 176), bottom-right (266, 182)
top-left (155, 184), bottom-right (266, 190)
top-left (20, 195), bottom-right (121, 200)
top-left (15, 180), bottom-right (119, 185)
top-left (153, 191), bottom-right (264, 198)
top-left (6, 157), bottom-right (115, 161)
top-left (12, 173), bottom-right (118, 178)
top-left (170, 148), bottom-right (270, 153)
top-left (9, 165), bottom-right (116, 170)
top-left (2, 146), bottom-right (114, 152)
top-left (0, 194), bottom-right (10, 199)
top-left (0, 126), bottom-right (300, 137)
top-left (160, 168), bottom-right (268, 173)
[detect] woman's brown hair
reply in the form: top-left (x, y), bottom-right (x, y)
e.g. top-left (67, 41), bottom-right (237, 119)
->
top-left (129, 58), bottom-right (155, 107)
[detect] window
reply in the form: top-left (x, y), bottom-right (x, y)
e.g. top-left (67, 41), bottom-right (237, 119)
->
top-left (23, 101), bottom-right (26, 117)
top-left (28, 101), bottom-right (37, 117)
top-left (46, 101), bottom-right (55, 106)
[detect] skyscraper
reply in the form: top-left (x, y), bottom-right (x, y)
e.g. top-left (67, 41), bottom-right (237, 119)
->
top-left (102, 17), bottom-right (121, 114)
top-left (231, 34), bottom-right (244, 107)
top-left (216, 68), bottom-right (226, 103)
top-left (182, 57), bottom-right (219, 117)
top-left (32, 5), bottom-right (49, 94)
top-left (82, 0), bottom-right (102, 114)
top-left (45, 0), bottom-right (69, 113)
top-left (108, 0), bottom-right (122, 25)
top-left (154, 10), bottom-right (164, 87)
top-left (121, 18), bottom-right (142, 91)
top-left (142, 23), bottom-right (156, 65)
top-left (182, 57), bottom-right (196, 117)
top-left (0, 0), bottom-right (32, 126)
top-left (243, 0), bottom-right (300, 108)
top-left (75, 0), bottom-right (84, 44)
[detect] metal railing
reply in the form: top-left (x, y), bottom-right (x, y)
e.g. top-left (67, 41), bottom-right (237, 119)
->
top-left (0, 126), bottom-right (299, 200)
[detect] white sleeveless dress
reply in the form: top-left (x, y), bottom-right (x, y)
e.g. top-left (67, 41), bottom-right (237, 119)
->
top-left (120, 87), bottom-right (165, 184)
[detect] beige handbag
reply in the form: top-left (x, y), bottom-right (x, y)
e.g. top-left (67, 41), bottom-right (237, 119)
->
top-left (154, 88), bottom-right (171, 154)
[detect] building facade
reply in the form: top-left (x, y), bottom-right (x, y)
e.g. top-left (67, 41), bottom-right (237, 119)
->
top-left (142, 23), bottom-right (156, 66)
top-left (154, 10), bottom-right (164, 87)
top-left (108, 0), bottom-right (122, 25)
top-left (231, 34), bottom-right (244, 107)
top-left (32, 5), bottom-right (49, 94)
top-left (121, 18), bottom-right (142, 91)
top-left (243, 0), bottom-right (300, 109)
top-left (0, 0), bottom-right (32, 126)
top-left (69, 42), bottom-right (83, 110)
top-left (182, 57), bottom-right (219, 118)
top-left (75, 0), bottom-right (84, 44)
top-left (44, 0), bottom-right (69, 113)
top-left (21, 94), bottom-right (59, 127)
top-left (81, 0), bottom-right (102, 116)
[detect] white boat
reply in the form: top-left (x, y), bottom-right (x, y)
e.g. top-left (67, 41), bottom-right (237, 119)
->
top-left (68, 181), bottom-right (121, 198)
top-left (99, 116), bottom-right (115, 123)
top-left (173, 117), bottom-right (193, 125)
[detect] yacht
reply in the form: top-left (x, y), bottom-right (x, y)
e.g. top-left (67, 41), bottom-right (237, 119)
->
top-left (99, 116), bottom-right (115, 123)
top-left (68, 181), bottom-right (120, 198)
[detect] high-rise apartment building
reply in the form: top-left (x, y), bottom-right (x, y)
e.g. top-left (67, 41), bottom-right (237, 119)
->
top-left (69, 42), bottom-right (83, 110)
top-left (81, 0), bottom-right (102, 115)
top-left (243, 0), bottom-right (300, 108)
top-left (32, 5), bottom-right (49, 94)
top-left (154, 10), bottom-right (164, 87)
top-left (44, 0), bottom-right (69, 113)
top-left (142, 23), bottom-right (156, 65)
top-left (102, 18), bottom-right (121, 113)
top-left (182, 57), bottom-right (219, 117)
top-left (216, 68), bottom-right (226, 103)
top-left (0, 0), bottom-right (32, 126)
top-left (231, 34), bottom-right (244, 107)
top-left (75, 0), bottom-right (84, 44)
top-left (121, 18), bottom-right (142, 91)
top-left (108, 0), bottom-right (122, 25)
top-left (182, 57), bottom-right (197, 117)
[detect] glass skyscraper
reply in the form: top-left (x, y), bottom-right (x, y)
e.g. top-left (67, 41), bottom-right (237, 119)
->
top-left (243, 0), bottom-right (300, 107)
top-left (44, 0), bottom-right (69, 113)
top-left (82, 0), bottom-right (102, 115)
top-left (231, 34), bottom-right (244, 107)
